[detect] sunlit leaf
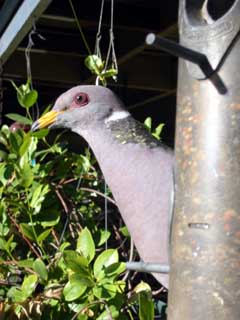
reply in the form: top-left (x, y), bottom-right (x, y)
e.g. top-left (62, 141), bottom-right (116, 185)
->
top-left (96, 229), bottom-right (111, 247)
top-left (63, 250), bottom-right (90, 277)
top-left (100, 68), bottom-right (118, 78)
top-left (5, 113), bottom-right (32, 125)
top-left (119, 226), bottom-right (130, 238)
top-left (37, 228), bottom-right (52, 243)
top-left (96, 305), bottom-right (119, 320)
top-left (21, 274), bottom-right (38, 297)
top-left (33, 258), bottom-right (48, 282)
top-left (63, 280), bottom-right (87, 301)
top-left (84, 55), bottom-right (104, 75)
top-left (144, 117), bottom-right (152, 132)
top-left (94, 249), bottom-right (118, 279)
top-left (31, 128), bottom-right (49, 139)
top-left (77, 227), bottom-right (95, 262)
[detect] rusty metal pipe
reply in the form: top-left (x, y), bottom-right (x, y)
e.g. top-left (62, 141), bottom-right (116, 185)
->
top-left (168, 0), bottom-right (240, 319)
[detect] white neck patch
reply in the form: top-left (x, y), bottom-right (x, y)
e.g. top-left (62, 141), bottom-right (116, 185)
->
top-left (105, 110), bottom-right (130, 123)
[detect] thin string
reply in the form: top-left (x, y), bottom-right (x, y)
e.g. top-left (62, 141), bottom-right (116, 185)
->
top-left (104, 0), bottom-right (118, 75)
top-left (68, 0), bottom-right (91, 55)
top-left (25, 21), bottom-right (45, 120)
top-left (94, 0), bottom-right (105, 59)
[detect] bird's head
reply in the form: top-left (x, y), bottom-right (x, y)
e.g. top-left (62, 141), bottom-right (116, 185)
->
top-left (32, 85), bottom-right (128, 133)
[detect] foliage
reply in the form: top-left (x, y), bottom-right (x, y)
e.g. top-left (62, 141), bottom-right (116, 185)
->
top-left (85, 55), bottom-right (118, 86)
top-left (144, 117), bottom-right (165, 141)
top-left (0, 83), bottom-right (166, 319)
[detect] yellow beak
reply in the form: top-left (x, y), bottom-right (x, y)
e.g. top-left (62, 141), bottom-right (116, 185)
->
top-left (31, 110), bottom-right (63, 131)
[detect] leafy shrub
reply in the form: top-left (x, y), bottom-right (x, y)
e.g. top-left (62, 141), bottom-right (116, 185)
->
top-left (0, 82), bottom-right (165, 319)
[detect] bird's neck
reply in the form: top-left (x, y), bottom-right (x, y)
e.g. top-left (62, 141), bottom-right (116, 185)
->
top-left (74, 117), bottom-right (173, 288)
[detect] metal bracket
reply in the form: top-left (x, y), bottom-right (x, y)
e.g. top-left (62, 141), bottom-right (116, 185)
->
top-left (126, 262), bottom-right (170, 274)
top-left (145, 33), bottom-right (227, 95)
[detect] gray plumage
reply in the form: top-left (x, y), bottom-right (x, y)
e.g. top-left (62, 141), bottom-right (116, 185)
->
top-left (32, 85), bottom-right (174, 288)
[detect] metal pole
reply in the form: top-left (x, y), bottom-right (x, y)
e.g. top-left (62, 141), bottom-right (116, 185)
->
top-left (126, 262), bottom-right (170, 274)
top-left (168, 1), bottom-right (240, 319)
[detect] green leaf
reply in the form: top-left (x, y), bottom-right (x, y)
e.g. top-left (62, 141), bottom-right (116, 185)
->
top-left (37, 228), bottom-right (52, 243)
top-left (96, 305), bottom-right (119, 320)
top-left (9, 132), bottom-right (19, 153)
top-left (19, 90), bottom-right (38, 109)
top-left (93, 283), bottom-right (117, 300)
top-left (144, 117), bottom-right (152, 132)
top-left (33, 258), bottom-right (48, 282)
top-left (21, 274), bottom-right (38, 297)
top-left (1, 125), bottom-right (10, 138)
top-left (94, 249), bottom-right (118, 279)
top-left (0, 237), bottom-right (7, 250)
top-left (30, 184), bottom-right (49, 209)
top-left (100, 68), bottom-right (118, 78)
top-left (7, 287), bottom-right (26, 303)
top-left (96, 229), bottom-right (111, 247)
top-left (77, 315), bottom-right (88, 320)
top-left (77, 227), bottom-right (95, 262)
top-left (63, 250), bottom-right (90, 276)
top-left (70, 273), bottom-right (95, 288)
top-left (63, 280), bottom-right (87, 301)
top-left (0, 150), bottom-right (7, 161)
top-left (17, 259), bottom-right (34, 268)
top-left (0, 163), bottom-right (7, 185)
top-left (31, 128), bottom-right (49, 139)
top-left (19, 162), bottom-right (34, 188)
top-left (134, 281), bottom-right (154, 320)
top-left (103, 262), bottom-right (126, 278)
top-left (19, 135), bottom-right (31, 157)
top-left (119, 226), bottom-right (130, 238)
top-left (59, 242), bottom-right (71, 252)
top-left (152, 123), bottom-right (164, 140)
top-left (38, 210), bottom-right (60, 227)
top-left (84, 55), bottom-right (104, 75)
top-left (20, 223), bottom-right (35, 241)
top-left (5, 113), bottom-right (32, 125)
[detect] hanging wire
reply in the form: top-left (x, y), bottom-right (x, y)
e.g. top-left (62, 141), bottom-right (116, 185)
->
top-left (94, 0), bottom-right (105, 59)
top-left (104, 0), bottom-right (118, 76)
top-left (25, 21), bottom-right (45, 120)
top-left (0, 59), bottom-right (3, 125)
top-left (68, 0), bottom-right (91, 55)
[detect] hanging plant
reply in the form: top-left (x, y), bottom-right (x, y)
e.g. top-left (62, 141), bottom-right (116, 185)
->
top-left (84, 55), bottom-right (118, 86)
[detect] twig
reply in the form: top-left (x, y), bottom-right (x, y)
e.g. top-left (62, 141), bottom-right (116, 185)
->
top-left (55, 189), bottom-right (69, 214)
top-left (80, 187), bottom-right (116, 205)
top-left (51, 229), bottom-right (60, 246)
top-left (152, 286), bottom-right (165, 296)
top-left (9, 215), bottom-right (41, 259)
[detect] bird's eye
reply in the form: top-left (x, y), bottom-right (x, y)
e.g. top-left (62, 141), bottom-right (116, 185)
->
top-left (74, 92), bottom-right (89, 107)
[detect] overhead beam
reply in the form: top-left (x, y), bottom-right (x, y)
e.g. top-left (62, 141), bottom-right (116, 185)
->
top-left (0, 0), bottom-right (22, 36)
top-left (3, 47), bottom-right (176, 92)
top-left (0, 0), bottom-right (53, 64)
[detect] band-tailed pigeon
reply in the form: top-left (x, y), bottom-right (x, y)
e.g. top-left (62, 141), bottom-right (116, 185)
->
top-left (32, 85), bottom-right (174, 288)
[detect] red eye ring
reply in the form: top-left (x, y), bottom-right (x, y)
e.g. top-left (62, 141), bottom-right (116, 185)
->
top-left (74, 92), bottom-right (89, 107)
